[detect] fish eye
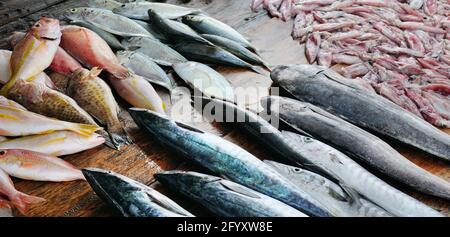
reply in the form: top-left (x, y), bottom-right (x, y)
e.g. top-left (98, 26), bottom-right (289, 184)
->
top-left (34, 23), bottom-right (41, 27)
top-left (294, 168), bottom-right (301, 172)
top-left (0, 150), bottom-right (5, 155)
top-left (70, 9), bottom-right (76, 12)
top-left (121, 4), bottom-right (126, 7)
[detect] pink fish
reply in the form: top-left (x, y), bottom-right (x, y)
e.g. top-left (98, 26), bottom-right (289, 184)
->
top-left (279, 0), bottom-right (293, 21)
top-left (405, 88), bottom-right (448, 127)
top-left (378, 45), bottom-right (425, 57)
top-left (0, 168), bottom-right (45, 214)
top-left (404, 31), bottom-right (426, 53)
top-left (424, 0), bottom-right (438, 16)
top-left (397, 21), bottom-right (446, 34)
top-left (305, 32), bottom-right (321, 63)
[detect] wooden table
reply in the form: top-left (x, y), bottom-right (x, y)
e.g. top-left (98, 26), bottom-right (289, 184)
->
top-left (0, 0), bottom-right (449, 217)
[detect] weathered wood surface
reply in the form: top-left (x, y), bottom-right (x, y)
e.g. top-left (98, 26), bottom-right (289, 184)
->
top-left (0, 0), bottom-right (449, 217)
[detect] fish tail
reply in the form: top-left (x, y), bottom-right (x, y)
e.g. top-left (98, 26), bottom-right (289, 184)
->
top-left (250, 65), bottom-right (269, 76)
top-left (109, 67), bottom-right (133, 81)
top-left (261, 61), bottom-right (272, 72)
top-left (109, 130), bottom-right (133, 149)
top-left (11, 192), bottom-right (46, 214)
top-left (69, 123), bottom-right (101, 136)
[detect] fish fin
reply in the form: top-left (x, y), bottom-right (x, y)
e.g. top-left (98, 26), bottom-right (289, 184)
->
top-left (69, 124), bottom-right (101, 137)
top-left (219, 181), bottom-right (261, 199)
top-left (250, 65), bottom-right (270, 76)
top-left (11, 192), bottom-right (46, 214)
top-left (109, 129), bottom-right (133, 149)
top-left (175, 121), bottom-right (205, 134)
top-left (109, 69), bottom-right (133, 81)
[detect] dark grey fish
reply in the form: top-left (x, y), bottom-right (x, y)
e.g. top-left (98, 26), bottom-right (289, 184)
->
top-left (193, 97), bottom-right (441, 217)
top-left (182, 14), bottom-right (256, 52)
top-left (270, 64), bottom-right (450, 163)
top-left (129, 108), bottom-right (333, 217)
top-left (155, 171), bottom-right (308, 217)
top-left (262, 96), bottom-right (450, 201)
top-left (82, 168), bottom-right (194, 217)
top-left (201, 34), bottom-right (271, 71)
top-left (147, 10), bottom-right (213, 46)
top-left (71, 21), bottom-right (124, 49)
top-left (173, 42), bottom-right (265, 74)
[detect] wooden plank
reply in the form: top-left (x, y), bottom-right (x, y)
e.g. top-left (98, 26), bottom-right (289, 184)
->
top-left (0, 0), bottom-right (448, 217)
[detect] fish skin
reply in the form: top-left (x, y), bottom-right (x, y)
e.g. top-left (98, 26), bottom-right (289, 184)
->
top-left (129, 108), bottom-right (333, 217)
top-left (0, 131), bottom-right (104, 156)
top-left (71, 21), bottom-right (124, 50)
top-left (182, 14), bottom-right (256, 52)
top-left (264, 160), bottom-right (393, 217)
top-left (271, 64), bottom-right (450, 163)
top-left (0, 96), bottom-right (26, 110)
top-left (64, 8), bottom-right (152, 38)
top-left (173, 62), bottom-right (235, 103)
top-left (156, 171), bottom-right (308, 217)
top-left (1, 17), bottom-right (61, 96)
top-left (131, 20), bottom-right (161, 41)
top-left (116, 50), bottom-right (175, 92)
top-left (67, 68), bottom-right (131, 149)
top-left (147, 10), bottom-right (213, 46)
top-left (173, 42), bottom-right (265, 74)
top-left (201, 34), bottom-right (271, 71)
top-left (262, 95), bottom-right (450, 202)
top-left (192, 97), bottom-right (427, 217)
top-left (82, 168), bottom-right (194, 217)
top-left (121, 37), bottom-right (187, 66)
top-left (48, 72), bottom-right (70, 94)
top-left (60, 25), bottom-right (131, 80)
top-left (0, 149), bottom-right (85, 182)
top-left (87, 0), bottom-right (121, 11)
top-left (0, 105), bottom-right (100, 137)
top-left (0, 168), bottom-right (45, 214)
top-left (113, 2), bottom-right (203, 20)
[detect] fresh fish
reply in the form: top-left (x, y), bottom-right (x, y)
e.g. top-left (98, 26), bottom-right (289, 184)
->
top-left (264, 161), bottom-right (392, 217)
top-left (1, 17), bottom-right (61, 96)
top-left (156, 171), bottom-right (308, 217)
top-left (68, 68), bottom-right (131, 149)
top-left (147, 10), bottom-right (213, 46)
top-left (131, 19), bottom-right (161, 41)
top-left (113, 2), bottom-right (203, 20)
top-left (173, 62), bottom-right (235, 103)
top-left (71, 21), bottom-right (124, 49)
top-left (201, 34), bottom-right (271, 71)
top-left (262, 96), bottom-right (450, 202)
top-left (64, 8), bottom-right (153, 38)
top-left (0, 131), bottom-right (104, 156)
top-left (192, 97), bottom-right (428, 217)
top-left (182, 14), bottom-right (256, 52)
top-left (0, 168), bottom-right (45, 214)
top-left (87, 0), bottom-right (122, 11)
top-left (271, 65), bottom-right (450, 163)
top-left (173, 42), bottom-right (264, 74)
top-left (48, 72), bottom-right (70, 94)
top-left (129, 108), bottom-right (333, 217)
top-left (116, 50), bottom-right (175, 92)
top-left (82, 168), bottom-right (194, 217)
top-left (60, 25), bottom-right (132, 80)
top-left (0, 149), bottom-right (85, 182)
top-left (121, 37), bottom-right (187, 66)
top-left (0, 104), bottom-right (100, 137)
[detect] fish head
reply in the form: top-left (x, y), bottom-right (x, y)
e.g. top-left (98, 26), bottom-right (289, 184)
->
top-left (147, 9), bottom-right (164, 22)
top-left (115, 50), bottom-right (134, 63)
top-left (155, 171), bottom-right (220, 195)
top-left (181, 14), bottom-right (202, 24)
top-left (129, 108), bottom-right (177, 136)
top-left (263, 160), bottom-right (299, 175)
top-left (30, 17), bottom-right (61, 40)
top-left (63, 7), bottom-right (95, 21)
top-left (261, 96), bottom-right (315, 118)
top-left (271, 65), bottom-right (326, 85)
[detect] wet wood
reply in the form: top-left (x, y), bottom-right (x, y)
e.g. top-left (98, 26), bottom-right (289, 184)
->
top-left (0, 0), bottom-right (449, 217)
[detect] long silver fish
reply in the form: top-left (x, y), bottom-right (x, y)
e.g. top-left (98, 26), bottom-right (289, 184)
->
top-left (156, 171), bottom-right (308, 217)
top-left (182, 14), bottom-right (256, 51)
top-left (193, 97), bottom-right (441, 217)
top-left (263, 96), bottom-right (450, 202)
top-left (71, 21), bottom-right (124, 49)
top-left (121, 37), bottom-right (187, 66)
top-left (129, 108), bottom-right (333, 217)
top-left (64, 8), bottom-right (153, 38)
top-left (116, 51), bottom-right (175, 92)
top-left (271, 64), bottom-right (450, 163)
top-left (112, 2), bottom-right (203, 20)
top-left (82, 168), bottom-right (194, 217)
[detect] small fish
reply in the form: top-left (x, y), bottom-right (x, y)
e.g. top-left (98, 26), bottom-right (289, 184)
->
top-left (71, 21), bottom-right (124, 50)
top-left (173, 42), bottom-right (264, 74)
top-left (1, 17), bottom-right (61, 96)
top-left (182, 14), bottom-right (256, 52)
top-left (67, 68), bottom-right (131, 149)
top-left (82, 168), bottom-right (194, 217)
top-left (0, 104), bottom-right (100, 137)
top-left (0, 168), bottom-right (45, 214)
top-left (156, 171), bottom-right (308, 217)
top-left (129, 108), bottom-right (332, 217)
top-left (201, 34), bottom-right (271, 71)
top-left (121, 37), bottom-right (187, 66)
top-left (173, 62), bottom-right (235, 102)
top-left (147, 10), bottom-right (213, 46)
top-left (64, 8), bottom-right (153, 38)
top-left (0, 149), bottom-right (85, 182)
top-left (60, 25), bottom-right (132, 80)
top-left (87, 0), bottom-right (122, 11)
top-left (131, 20), bottom-right (161, 41)
top-left (116, 50), bottom-right (175, 92)
top-left (113, 2), bottom-right (203, 20)
top-left (0, 131), bottom-right (104, 156)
